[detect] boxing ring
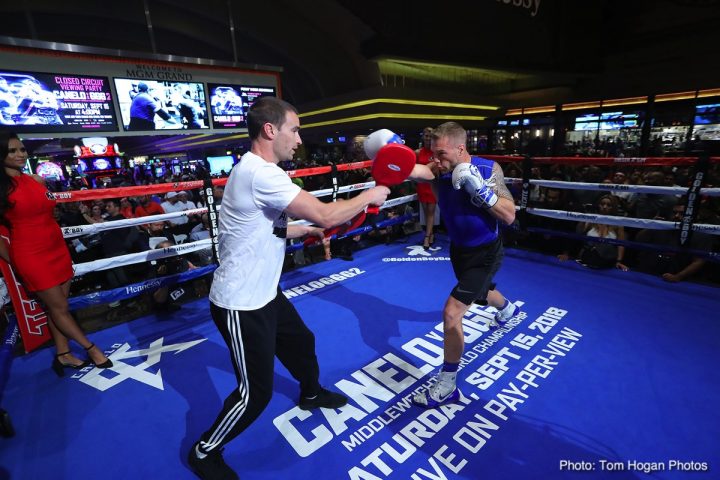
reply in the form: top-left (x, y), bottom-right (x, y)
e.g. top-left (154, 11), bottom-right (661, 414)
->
top-left (0, 155), bottom-right (719, 479)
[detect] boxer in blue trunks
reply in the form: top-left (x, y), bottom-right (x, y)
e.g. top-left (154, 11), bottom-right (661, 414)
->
top-left (409, 121), bottom-right (520, 408)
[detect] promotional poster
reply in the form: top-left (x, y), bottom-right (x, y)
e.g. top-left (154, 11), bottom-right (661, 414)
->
top-left (208, 84), bottom-right (276, 129)
top-left (0, 70), bottom-right (117, 132)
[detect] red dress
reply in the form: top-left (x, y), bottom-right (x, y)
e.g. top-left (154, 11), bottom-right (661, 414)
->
top-left (5, 174), bottom-right (73, 292)
top-left (416, 147), bottom-right (437, 203)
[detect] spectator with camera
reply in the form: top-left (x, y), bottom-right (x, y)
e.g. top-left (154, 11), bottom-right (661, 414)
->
top-left (151, 239), bottom-right (196, 312)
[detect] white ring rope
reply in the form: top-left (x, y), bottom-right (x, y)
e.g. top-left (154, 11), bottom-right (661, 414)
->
top-left (73, 239), bottom-right (212, 277)
top-left (61, 180), bottom-right (380, 239)
top-left (62, 207), bottom-right (211, 238)
top-left (67, 162), bottom-right (719, 278)
top-left (527, 209), bottom-right (720, 235)
top-left (506, 178), bottom-right (719, 197)
top-left (502, 177), bottom-right (720, 235)
top-left (70, 194), bottom-right (418, 276)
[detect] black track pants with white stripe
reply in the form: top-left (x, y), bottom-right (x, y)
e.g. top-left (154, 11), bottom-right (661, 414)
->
top-left (198, 288), bottom-right (321, 453)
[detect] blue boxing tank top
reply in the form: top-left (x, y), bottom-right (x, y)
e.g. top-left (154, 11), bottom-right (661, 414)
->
top-left (435, 156), bottom-right (498, 248)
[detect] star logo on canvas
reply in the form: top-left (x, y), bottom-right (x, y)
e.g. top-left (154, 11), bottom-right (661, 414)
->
top-left (76, 337), bottom-right (206, 391)
top-left (406, 245), bottom-right (441, 257)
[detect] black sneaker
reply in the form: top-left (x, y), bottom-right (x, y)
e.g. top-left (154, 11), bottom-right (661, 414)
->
top-left (298, 388), bottom-right (348, 410)
top-left (188, 442), bottom-right (239, 480)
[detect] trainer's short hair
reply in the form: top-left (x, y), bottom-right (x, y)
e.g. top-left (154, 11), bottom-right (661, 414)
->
top-left (247, 96), bottom-right (298, 140)
top-left (432, 122), bottom-right (467, 146)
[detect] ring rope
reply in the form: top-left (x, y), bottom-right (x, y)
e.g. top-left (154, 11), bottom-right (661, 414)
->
top-left (484, 155), bottom-right (720, 166)
top-left (60, 180), bottom-right (380, 239)
top-left (69, 194), bottom-right (419, 276)
top-left (67, 212), bottom-right (417, 310)
top-left (526, 208), bottom-right (720, 235)
top-left (503, 178), bottom-right (719, 197)
top-left (53, 161), bottom-right (374, 203)
top-left (526, 179), bottom-right (718, 197)
top-left (527, 227), bottom-right (720, 263)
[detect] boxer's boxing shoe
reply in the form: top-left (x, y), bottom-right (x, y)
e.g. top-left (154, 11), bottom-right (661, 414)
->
top-left (412, 372), bottom-right (460, 408)
top-left (188, 442), bottom-right (239, 480)
top-left (492, 301), bottom-right (519, 328)
top-left (299, 387), bottom-right (348, 410)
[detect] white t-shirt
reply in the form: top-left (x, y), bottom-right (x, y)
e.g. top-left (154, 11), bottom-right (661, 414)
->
top-left (177, 199), bottom-right (197, 210)
top-left (161, 200), bottom-right (189, 224)
top-left (209, 152), bottom-right (301, 310)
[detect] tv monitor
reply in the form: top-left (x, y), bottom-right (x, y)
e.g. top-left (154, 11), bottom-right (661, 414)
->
top-left (172, 164), bottom-right (182, 175)
top-left (574, 121), bottom-right (599, 131)
top-left (574, 112), bottom-right (638, 131)
top-left (694, 103), bottom-right (720, 125)
top-left (207, 155), bottom-right (235, 176)
top-left (113, 78), bottom-right (209, 131)
top-left (601, 119), bottom-right (638, 130)
top-left (154, 166), bottom-right (166, 178)
top-left (208, 84), bottom-right (276, 129)
top-left (36, 161), bottom-right (65, 180)
top-left (92, 158), bottom-right (111, 170)
top-left (0, 69), bottom-right (118, 133)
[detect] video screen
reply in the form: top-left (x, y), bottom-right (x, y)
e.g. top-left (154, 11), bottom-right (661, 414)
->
top-left (36, 161), bottom-right (65, 180)
top-left (693, 124), bottom-right (720, 141)
top-left (694, 104), bottom-right (720, 125)
top-left (207, 155), bottom-right (235, 176)
top-left (575, 112), bottom-right (638, 131)
top-left (113, 78), bottom-right (209, 131)
top-left (92, 158), bottom-right (111, 170)
top-left (208, 84), bottom-right (276, 129)
top-left (0, 70), bottom-right (117, 132)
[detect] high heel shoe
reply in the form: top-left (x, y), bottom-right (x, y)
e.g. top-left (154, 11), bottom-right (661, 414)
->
top-left (51, 352), bottom-right (90, 377)
top-left (423, 235), bottom-right (431, 250)
top-left (85, 343), bottom-right (113, 369)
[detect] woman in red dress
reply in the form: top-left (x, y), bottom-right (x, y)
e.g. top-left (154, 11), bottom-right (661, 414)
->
top-left (0, 132), bottom-right (112, 375)
top-left (416, 127), bottom-right (438, 249)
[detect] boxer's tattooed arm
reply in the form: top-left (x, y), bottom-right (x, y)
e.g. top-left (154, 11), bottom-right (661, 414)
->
top-left (491, 162), bottom-right (513, 201)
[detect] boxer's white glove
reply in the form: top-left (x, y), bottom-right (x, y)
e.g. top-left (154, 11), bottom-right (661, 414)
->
top-left (364, 129), bottom-right (404, 160)
top-left (451, 163), bottom-right (498, 209)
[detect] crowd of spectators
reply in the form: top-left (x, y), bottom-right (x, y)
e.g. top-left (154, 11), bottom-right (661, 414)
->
top-left (503, 161), bottom-right (720, 285)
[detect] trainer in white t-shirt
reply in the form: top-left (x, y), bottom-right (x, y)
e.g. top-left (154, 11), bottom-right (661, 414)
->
top-left (209, 152), bottom-right (301, 310)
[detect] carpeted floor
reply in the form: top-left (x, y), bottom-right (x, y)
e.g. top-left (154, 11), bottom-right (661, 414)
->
top-left (1, 232), bottom-right (718, 479)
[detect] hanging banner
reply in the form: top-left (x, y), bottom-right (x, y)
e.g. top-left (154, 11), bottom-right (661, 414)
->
top-left (0, 232), bottom-right (51, 353)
